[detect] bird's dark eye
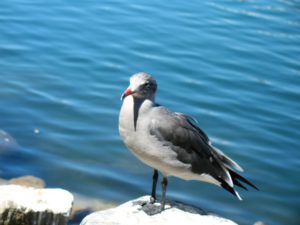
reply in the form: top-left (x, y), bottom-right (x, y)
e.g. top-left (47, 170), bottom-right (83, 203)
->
top-left (142, 81), bottom-right (151, 89)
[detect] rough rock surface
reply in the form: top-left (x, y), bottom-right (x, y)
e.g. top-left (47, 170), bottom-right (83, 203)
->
top-left (0, 184), bottom-right (73, 225)
top-left (0, 176), bottom-right (116, 225)
top-left (70, 193), bottom-right (116, 224)
top-left (80, 196), bottom-right (238, 225)
top-left (0, 175), bottom-right (45, 188)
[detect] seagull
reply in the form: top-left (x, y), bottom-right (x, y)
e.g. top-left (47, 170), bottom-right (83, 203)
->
top-left (119, 72), bottom-right (258, 212)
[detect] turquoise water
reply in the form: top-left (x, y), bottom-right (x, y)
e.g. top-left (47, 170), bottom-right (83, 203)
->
top-left (0, 0), bottom-right (299, 224)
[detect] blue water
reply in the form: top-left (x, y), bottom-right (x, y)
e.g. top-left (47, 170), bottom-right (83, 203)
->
top-left (0, 0), bottom-right (299, 224)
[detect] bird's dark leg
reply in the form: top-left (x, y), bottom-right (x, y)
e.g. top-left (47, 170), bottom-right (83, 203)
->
top-left (160, 176), bottom-right (168, 211)
top-left (150, 169), bottom-right (158, 203)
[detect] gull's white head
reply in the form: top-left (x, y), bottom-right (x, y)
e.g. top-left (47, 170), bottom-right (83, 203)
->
top-left (121, 72), bottom-right (157, 100)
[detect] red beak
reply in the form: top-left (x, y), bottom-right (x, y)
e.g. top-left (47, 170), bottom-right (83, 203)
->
top-left (121, 88), bottom-right (134, 100)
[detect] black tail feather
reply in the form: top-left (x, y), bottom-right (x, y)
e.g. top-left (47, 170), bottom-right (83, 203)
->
top-left (233, 179), bottom-right (248, 191)
top-left (217, 169), bottom-right (258, 200)
top-left (229, 169), bottom-right (259, 191)
top-left (219, 179), bottom-right (241, 199)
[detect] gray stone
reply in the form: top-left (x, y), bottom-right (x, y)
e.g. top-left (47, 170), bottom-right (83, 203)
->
top-left (8, 175), bottom-right (46, 188)
top-left (70, 193), bottom-right (117, 223)
top-left (254, 221), bottom-right (268, 225)
top-left (80, 196), bottom-right (238, 225)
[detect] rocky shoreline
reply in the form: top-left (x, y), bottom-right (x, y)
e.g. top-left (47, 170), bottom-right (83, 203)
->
top-left (0, 176), bottom-right (115, 225)
top-left (0, 175), bottom-right (265, 225)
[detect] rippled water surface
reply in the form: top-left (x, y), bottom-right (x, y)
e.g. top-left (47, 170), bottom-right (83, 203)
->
top-left (1, 0), bottom-right (299, 224)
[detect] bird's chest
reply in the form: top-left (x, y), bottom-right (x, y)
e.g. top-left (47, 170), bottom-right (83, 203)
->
top-left (119, 97), bottom-right (152, 149)
top-left (119, 116), bottom-right (151, 155)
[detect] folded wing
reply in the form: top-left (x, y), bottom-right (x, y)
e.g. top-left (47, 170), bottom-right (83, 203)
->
top-left (149, 106), bottom-right (258, 199)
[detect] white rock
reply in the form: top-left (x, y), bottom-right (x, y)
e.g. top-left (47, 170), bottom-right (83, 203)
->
top-left (80, 196), bottom-right (238, 225)
top-left (0, 185), bottom-right (73, 215)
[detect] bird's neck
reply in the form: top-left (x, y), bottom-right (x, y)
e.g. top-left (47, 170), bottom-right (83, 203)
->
top-left (119, 96), bottom-right (154, 133)
top-left (133, 96), bottom-right (154, 113)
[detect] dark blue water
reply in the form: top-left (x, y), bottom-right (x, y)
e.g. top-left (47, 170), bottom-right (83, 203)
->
top-left (1, 0), bottom-right (299, 224)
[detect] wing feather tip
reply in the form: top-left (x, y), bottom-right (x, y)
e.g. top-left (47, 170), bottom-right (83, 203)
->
top-left (235, 190), bottom-right (243, 201)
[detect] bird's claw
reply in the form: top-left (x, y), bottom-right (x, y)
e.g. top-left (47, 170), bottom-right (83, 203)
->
top-left (150, 196), bottom-right (156, 204)
top-left (141, 201), bottom-right (162, 216)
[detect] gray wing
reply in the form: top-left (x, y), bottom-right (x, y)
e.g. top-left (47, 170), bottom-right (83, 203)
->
top-left (149, 107), bottom-right (242, 187)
